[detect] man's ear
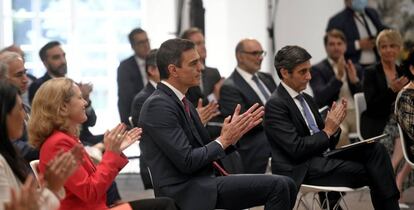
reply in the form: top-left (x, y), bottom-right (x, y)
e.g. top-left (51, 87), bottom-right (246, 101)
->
top-left (280, 68), bottom-right (289, 79)
top-left (167, 64), bottom-right (178, 78)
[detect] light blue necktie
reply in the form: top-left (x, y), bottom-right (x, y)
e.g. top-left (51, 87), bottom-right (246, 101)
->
top-left (296, 94), bottom-right (320, 134)
top-left (252, 75), bottom-right (270, 100)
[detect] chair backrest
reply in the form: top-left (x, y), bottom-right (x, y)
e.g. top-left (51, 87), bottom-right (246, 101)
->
top-left (397, 124), bottom-right (414, 168)
top-left (354, 93), bottom-right (366, 141)
top-left (128, 116), bottom-right (134, 128)
top-left (29, 159), bottom-right (40, 182)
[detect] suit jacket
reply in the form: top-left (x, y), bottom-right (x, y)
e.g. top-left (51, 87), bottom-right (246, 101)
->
top-left (39, 131), bottom-right (128, 210)
top-left (264, 84), bottom-right (339, 186)
top-left (310, 58), bottom-right (363, 108)
top-left (28, 73), bottom-right (52, 104)
top-left (219, 70), bottom-right (276, 173)
top-left (130, 83), bottom-right (156, 128)
top-left (326, 7), bottom-right (386, 63)
top-left (117, 56), bottom-right (145, 124)
top-left (139, 83), bottom-right (234, 210)
top-left (361, 63), bottom-right (404, 138)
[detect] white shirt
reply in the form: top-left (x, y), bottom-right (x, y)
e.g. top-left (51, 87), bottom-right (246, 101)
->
top-left (353, 11), bottom-right (377, 65)
top-left (135, 56), bottom-right (148, 85)
top-left (281, 81), bottom-right (318, 135)
top-left (236, 67), bottom-right (271, 104)
top-left (149, 80), bottom-right (157, 89)
top-left (327, 58), bottom-right (355, 109)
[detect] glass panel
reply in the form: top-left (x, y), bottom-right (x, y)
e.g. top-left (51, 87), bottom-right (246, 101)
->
top-left (90, 88), bottom-right (108, 110)
top-left (40, 0), bottom-right (70, 16)
top-left (13, 18), bottom-right (33, 45)
top-left (112, 0), bottom-right (140, 11)
top-left (75, 0), bottom-right (106, 12)
top-left (40, 18), bottom-right (68, 43)
top-left (74, 17), bottom-right (107, 44)
top-left (12, 0), bottom-right (33, 11)
top-left (113, 18), bottom-right (141, 44)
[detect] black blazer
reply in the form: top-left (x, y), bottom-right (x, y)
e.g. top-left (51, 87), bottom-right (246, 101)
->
top-left (326, 7), bottom-right (386, 63)
top-left (186, 66), bottom-right (221, 106)
top-left (361, 63), bottom-right (404, 138)
top-left (117, 56), bottom-right (145, 124)
top-left (139, 83), bottom-right (233, 210)
top-left (310, 59), bottom-right (363, 108)
top-left (130, 83), bottom-right (156, 127)
top-left (28, 73), bottom-right (52, 104)
top-left (264, 84), bottom-right (339, 186)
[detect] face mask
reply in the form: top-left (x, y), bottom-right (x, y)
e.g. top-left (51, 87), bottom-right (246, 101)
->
top-left (351, 0), bottom-right (368, 12)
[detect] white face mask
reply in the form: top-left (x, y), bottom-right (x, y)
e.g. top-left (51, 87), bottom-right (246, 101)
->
top-left (352, 0), bottom-right (368, 12)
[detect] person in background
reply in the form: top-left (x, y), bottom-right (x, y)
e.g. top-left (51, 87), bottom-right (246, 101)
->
top-left (219, 38), bottom-right (276, 173)
top-left (394, 50), bottom-right (414, 204)
top-left (327, 0), bottom-right (387, 67)
top-left (0, 79), bottom-right (81, 210)
top-left (310, 29), bottom-right (363, 146)
top-left (117, 28), bottom-right (151, 125)
top-left (0, 51), bottom-right (38, 161)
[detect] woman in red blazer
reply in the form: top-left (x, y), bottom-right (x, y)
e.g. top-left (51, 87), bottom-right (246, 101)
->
top-left (29, 77), bottom-right (141, 210)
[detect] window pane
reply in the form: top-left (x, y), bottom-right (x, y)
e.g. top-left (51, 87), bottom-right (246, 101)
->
top-left (75, 0), bottom-right (106, 12)
top-left (113, 18), bottom-right (141, 44)
top-left (112, 0), bottom-right (141, 11)
top-left (74, 17), bottom-right (107, 44)
top-left (13, 18), bottom-right (33, 45)
top-left (40, 18), bottom-right (68, 43)
top-left (12, 0), bottom-right (33, 11)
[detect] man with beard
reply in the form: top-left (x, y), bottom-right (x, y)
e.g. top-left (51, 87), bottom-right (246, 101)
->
top-left (29, 41), bottom-right (67, 103)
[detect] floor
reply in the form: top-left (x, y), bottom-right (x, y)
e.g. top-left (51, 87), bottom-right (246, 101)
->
top-left (115, 173), bottom-right (414, 210)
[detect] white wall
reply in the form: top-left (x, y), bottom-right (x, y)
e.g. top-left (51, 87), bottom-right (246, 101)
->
top-left (204, 0), bottom-right (344, 81)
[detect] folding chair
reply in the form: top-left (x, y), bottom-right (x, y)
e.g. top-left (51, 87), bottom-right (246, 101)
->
top-left (354, 93), bottom-right (366, 141)
top-left (397, 125), bottom-right (414, 168)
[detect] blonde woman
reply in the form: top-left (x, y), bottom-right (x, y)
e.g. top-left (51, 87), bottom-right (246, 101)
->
top-left (29, 78), bottom-right (142, 210)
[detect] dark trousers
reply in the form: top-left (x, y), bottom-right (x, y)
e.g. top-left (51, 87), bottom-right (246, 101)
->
top-left (303, 143), bottom-right (399, 210)
top-left (237, 131), bottom-right (271, 174)
top-left (215, 174), bottom-right (297, 210)
top-left (129, 197), bottom-right (178, 210)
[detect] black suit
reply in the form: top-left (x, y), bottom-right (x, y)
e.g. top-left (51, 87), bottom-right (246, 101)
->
top-left (117, 56), bottom-right (145, 124)
top-left (219, 70), bottom-right (276, 173)
top-left (130, 82), bottom-right (156, 189)
top-left (28, 73), bottom-right (52, 104)
top-left (139, 82), bottom-right (297, 210)
top-left (264, 84), bottom-right (400, 210)
top-left (310, 59), bottom-right (363, 108)
top-left (327, 7), bottom-right (386, 64)
top-left (361, 63), bottom-right (404, 138)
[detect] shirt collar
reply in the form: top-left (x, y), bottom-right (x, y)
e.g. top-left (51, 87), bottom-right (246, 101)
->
top-left (280, 81), bottom-right (301, 99)
top-left (236, 66), bottom-right (257, 81)
top-left (161, 81), bottom-right (186, 101)
top-left (149, 80), bottom-right (157, 88)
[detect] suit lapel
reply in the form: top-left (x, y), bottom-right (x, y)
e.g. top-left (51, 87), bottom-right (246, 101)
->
top-left (257, 72), bottom-right (276, 93)
top-left (233, 70), bottom-right (264, 106)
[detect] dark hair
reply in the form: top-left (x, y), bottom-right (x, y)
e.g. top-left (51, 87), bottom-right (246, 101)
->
top-left (180, 27), bottom-right (203, 40)
top-left (274, 45), bottom-right (312, 79)
top-left (145, 49), bottom-right (158, 74)
top-left (0, 80), bottom-right (29, 182)
top-left (235, 40), bottom-right (245, 54)
top-left (128, 28), bottom-right (146, 47)
top-left (39, 41), bottom-right (61, 62)
top-left (157, 39), bottom-right (195, 80)
top-left (403, 51), bottom-right (414, 81)
top-left (324, 29), bottom-right (347, 46)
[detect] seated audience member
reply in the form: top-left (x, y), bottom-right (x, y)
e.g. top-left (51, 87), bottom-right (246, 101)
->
top-left (310, 29), bottom-right (363, 146)
top-left (0, 44), bottom-right (36, 104)
top-left (219, 38), bottom-right (276, 174)
top-left (29, 78), bottom-right (176, 210)
top-left (265, 45), bottom-right (400, 210)
top-left (362, 30), bottom-right (409, 180)
top-left (0, 80), bottom-right (81, 210)
top-left (395, 50), bottom-right (414, 199)
top-left (0, 51), bottom-right (38, 161)
top-left (326, 0), bottom-right (387, 67)
top-left (139, 38), bottom-right (297, 210)
top-left (130, 49), bottom-right (159, 190)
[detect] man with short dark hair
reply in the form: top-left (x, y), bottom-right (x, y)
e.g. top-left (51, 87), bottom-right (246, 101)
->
top-left (310, 29), bottom-right (363, 146)
top-left (265, 45), bottom-right (400, 210)
top-left (139, 38), bottom-right (297, 210)
top-left (117, 28), bottom-right (151, 125)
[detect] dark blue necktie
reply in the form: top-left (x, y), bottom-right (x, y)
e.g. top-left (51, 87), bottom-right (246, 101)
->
top-left (252, 75), bottom-right (270, 100)
top-left (296, 94), bottom-right (320, 134)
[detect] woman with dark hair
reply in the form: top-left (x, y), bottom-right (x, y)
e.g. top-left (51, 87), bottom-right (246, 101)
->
top-left (0, 80), bottom-right (80, 210)
top-left (395, 50), bottom-right (414, 198)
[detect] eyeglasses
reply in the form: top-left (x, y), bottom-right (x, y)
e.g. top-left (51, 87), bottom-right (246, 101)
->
top-left (240, 50), bottom-right (267, 57)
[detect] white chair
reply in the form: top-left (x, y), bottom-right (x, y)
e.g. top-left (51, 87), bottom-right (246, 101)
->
top-left (296, 184), bottom-right (369, 210)
top-left (29, 159), bottom-right (40, 182)
top-left (128, 116), bottom-right (134, 128)
top-left (354, 93), bottom-right (366, 141)
top-left (397, 125), bottom-right (414, 168)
